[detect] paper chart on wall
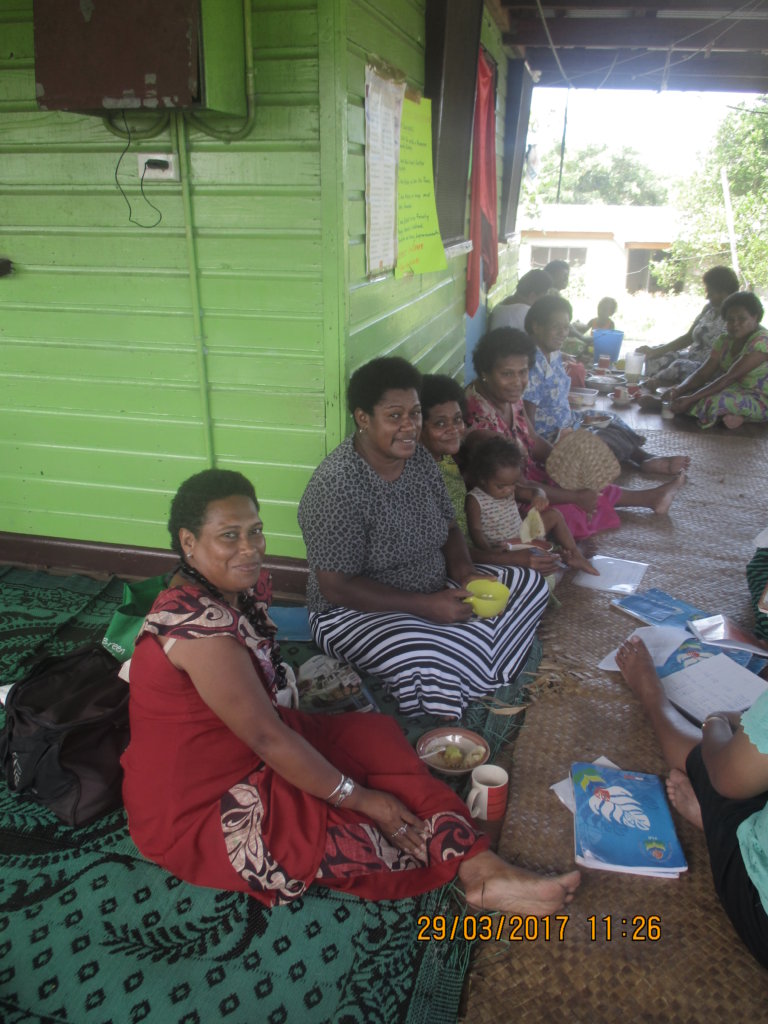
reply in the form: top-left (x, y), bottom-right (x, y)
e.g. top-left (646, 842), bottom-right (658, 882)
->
top-left (364, 65), bottom-right (405, 276)
top-left (395, 96), bottom-right (447, 279)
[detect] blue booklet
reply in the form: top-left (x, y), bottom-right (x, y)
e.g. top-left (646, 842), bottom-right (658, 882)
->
top-left (657, 636), bottom-right (761, 677)
top-left (571, 762), bottom-right (687, 877)
top-left (611, 588), bottom-right (708, 630)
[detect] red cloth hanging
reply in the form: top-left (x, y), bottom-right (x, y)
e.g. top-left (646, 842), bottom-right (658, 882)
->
top-left (466, 49), bottom-right (498, 317)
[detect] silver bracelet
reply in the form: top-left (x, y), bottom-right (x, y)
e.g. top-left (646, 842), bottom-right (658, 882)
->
top-left (325, 774), bottom-right (346, 803)
top-left (331, 775), bottom-right (356, 808)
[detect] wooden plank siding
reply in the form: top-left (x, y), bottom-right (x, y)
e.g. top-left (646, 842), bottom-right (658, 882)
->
top-left (344, 0), bottom-right (468, 381)
top-left (0, 0), bottom-right (515, 561)
top-left (0, 0), bottom-right (325, 556)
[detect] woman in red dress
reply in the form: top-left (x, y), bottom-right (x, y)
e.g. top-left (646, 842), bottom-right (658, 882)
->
top-left (121, 468), bottom-right (581, 911)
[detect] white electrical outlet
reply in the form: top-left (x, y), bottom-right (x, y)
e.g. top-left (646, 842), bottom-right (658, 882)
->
top-left (138, 153), bottom-right (180, 182)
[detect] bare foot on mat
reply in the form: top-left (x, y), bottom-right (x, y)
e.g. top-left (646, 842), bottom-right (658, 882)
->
top-left (563, 547), bottom-right (599, 575)
top-left (460, 852), bottom-right (581, 915)
top-left (640, 455), bottom-right (691, 475)
top-left (614, 635), bottom-right (663, 706)
top-left (723, 414), bottom-right (745, 430)
top-left (648, 471), bottom-right (686, 515)
top-left (666, 769), bottom-right (703, 830)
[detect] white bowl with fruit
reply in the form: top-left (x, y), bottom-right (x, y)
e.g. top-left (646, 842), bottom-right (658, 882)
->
top-left (416, 727), bottom-right (490, 775)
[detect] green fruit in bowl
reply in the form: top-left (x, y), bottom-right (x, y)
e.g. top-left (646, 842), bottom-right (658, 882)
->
top-left (442, 744), bottom-right (464, 768)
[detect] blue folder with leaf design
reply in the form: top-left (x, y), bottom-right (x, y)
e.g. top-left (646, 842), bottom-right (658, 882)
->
top-left (571, 762), bottom-right (687, 877)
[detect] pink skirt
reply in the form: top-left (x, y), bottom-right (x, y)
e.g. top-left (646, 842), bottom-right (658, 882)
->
top-left (527, 464), bottom-right (621, 538)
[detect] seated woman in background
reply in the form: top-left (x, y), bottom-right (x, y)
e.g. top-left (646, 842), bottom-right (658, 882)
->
top-left (616, 636), bottom-right (768, 968)
top-left (667, 292), bottom-right (768, 429)
top-left (297, 357), bottom-right (550, 720)
top-left (488, 268), bottom-right (553, 332)
top-left (464, 328), bottom-right (686, 539)
top-left (122, 468), bottom-right (580, 914)
top-left (637, 265), bottom-right (740, 396)
top-left (523, 294), bottom-right (689, 475)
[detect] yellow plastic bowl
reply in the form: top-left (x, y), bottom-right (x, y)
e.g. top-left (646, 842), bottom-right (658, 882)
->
top-left (464, 579), bottom-right (510, 618)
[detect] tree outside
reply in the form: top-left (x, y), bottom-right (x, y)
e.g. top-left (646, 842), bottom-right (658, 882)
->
top-left (524, 142), bottom-right (669, 210)
top-left (651, 96), bottom-right (768, 294)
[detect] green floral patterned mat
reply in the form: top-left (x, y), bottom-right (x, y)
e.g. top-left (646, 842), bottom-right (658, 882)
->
top-left (0, 569), bottom-right (538, 1024)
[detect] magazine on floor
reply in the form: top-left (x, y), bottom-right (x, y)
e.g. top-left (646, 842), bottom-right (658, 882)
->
top-left (571, 762), bottom-right (687, 878)
top-left (611, 588), bottom-right (708, 630)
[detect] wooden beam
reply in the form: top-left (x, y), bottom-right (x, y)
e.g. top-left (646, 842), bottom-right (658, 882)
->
top-left (523, 47), bottom-right (768, 91)
top-left (502, 2), bottom-right (757, 13)
top-left (506, 16), bottom-right (768, 51)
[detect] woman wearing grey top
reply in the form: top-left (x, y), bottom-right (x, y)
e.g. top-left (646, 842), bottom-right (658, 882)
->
top-left (298, 357), bottom-right (549, 719)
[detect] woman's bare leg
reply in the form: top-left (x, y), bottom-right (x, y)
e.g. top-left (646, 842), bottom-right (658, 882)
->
top-left (459, 850), bottom-right (581, 915)
top-left (614, 636), bottom-right (701, 771)
top-left (615, 471), bottom-right (686, 515)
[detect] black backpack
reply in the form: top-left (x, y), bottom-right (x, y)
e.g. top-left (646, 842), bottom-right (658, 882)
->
top-left (0, 644), bottom-right (130, 827)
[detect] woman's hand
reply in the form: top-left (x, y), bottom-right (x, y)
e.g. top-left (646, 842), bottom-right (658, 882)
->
top-left (670, 395), bottom-right (695, 413)
top-left (355, 789), bottom-right (428, 857)
top-left (526, 549), bottom-right (559, 574)
top-left (418, 587), bottom-right (475, 624)
top-left (573, 489), bottom-right (599, 516)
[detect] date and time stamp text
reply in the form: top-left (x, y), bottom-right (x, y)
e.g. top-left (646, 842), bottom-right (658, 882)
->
top-left (416, 914), bottom-right (662, 943)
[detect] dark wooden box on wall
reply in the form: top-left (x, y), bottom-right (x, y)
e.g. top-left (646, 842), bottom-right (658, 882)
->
top-left (32, 0), bottom-right (246, 115)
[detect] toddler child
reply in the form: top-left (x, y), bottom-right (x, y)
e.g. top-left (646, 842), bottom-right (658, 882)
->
top-left (465, 436), bottom-right (598, 575)
top-left (586, 296), bottom-right (618, 331)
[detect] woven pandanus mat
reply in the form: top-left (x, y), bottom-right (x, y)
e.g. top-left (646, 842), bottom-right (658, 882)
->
top-left (462, 429), bottom-right (768, 1022)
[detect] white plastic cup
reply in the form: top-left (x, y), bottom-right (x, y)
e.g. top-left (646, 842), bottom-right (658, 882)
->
top-left (465, 765), bottom-right (509, 821)
top-left (661, 401), bottom-right (675, 420)
top-left (624, 351), bottom-right (645, 382)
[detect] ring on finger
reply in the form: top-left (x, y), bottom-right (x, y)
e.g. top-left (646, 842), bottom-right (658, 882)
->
top-left (390, 824), bottom-right (408, 839)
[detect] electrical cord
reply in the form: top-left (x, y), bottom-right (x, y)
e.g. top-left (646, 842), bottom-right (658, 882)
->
top-left (113, 112), bottom-right (163, 229)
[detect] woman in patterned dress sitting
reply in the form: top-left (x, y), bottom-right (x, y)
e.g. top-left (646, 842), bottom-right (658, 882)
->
top-left (121, 467), bottom-right (581, 913)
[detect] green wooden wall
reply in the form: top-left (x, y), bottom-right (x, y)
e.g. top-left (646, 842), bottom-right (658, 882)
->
top-left (0, 0), bottom-right (514, 560)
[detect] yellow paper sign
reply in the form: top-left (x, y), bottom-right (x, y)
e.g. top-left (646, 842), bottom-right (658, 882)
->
top-left (395, 97), bottom-right (447, 279)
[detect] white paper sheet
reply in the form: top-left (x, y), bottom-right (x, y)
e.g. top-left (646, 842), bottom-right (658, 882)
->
top-left (573, 555), bottom-right (649, 594)
top-left (661, 652), bottom-right (768, 724)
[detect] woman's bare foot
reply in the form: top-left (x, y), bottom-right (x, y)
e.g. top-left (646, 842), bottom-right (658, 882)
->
top-left (666, 768), bottom-right (703, 830)
top-left (647, 471), bottom-right (686, 514)
top-left (459, 852), bottom-right (581, 915)
top-left (563, 547), bottom-right (599, 575)
top-left (639, 455), bottom-right (691, 475)
top-left (614, 635), bottom-right (663, 704)
top-left (723, 414), bottom-right (745, 430)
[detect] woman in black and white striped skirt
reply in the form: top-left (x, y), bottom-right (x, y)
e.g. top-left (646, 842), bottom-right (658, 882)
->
top-left (297, 356), bottom-right (549, 719)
